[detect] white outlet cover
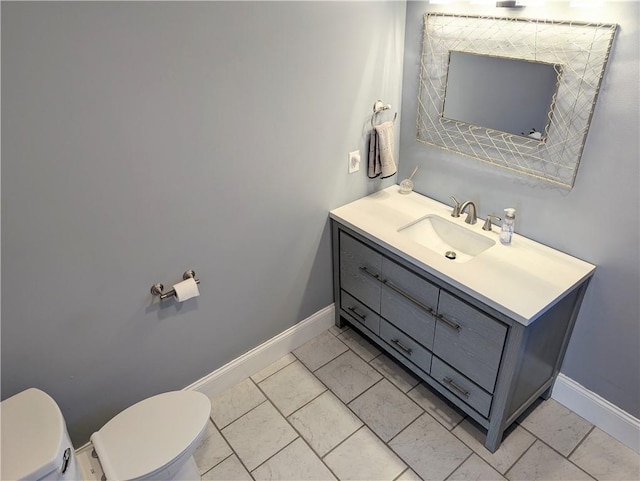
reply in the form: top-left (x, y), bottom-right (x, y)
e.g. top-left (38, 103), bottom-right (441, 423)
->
top-left (348, 150), bottom-right (361, 173)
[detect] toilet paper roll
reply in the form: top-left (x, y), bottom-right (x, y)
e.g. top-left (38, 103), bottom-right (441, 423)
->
top-left (173, 278), bottom-right (200, 302)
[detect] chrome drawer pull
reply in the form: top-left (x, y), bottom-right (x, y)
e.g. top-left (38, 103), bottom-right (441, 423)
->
top-left (383, 280), bottom-right (436, 316)
top-left (437, 314), bottom-right (461, 331)
top-left (443, 377), bottom-right (470, 398)
top-left (391, 338), bottom-right (413, 355)
top-left (358, 266), bottom-right (381, 281)
top-left (347, 306), bottom-right (366, 322)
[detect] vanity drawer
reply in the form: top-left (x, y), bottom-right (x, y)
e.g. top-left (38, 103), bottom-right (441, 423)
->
top-left (431, 357), bottom-right (492, 418)
top-left (340, 233), bottom-right (383, 311)
top-left (433, 292), bottom-right (507, 393)
top-left (381, 258), bottom-right (439, 314)
top-left (380, 319), bottom-right (432, 374)
top-left (381, 281), bottom-right (436, 350)
top-left (341, 290), bottom-right (381, 335)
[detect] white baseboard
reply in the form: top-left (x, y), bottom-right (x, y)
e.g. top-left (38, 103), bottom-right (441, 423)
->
top-left (552, 373), bottom-right (640, 453)
top-left (184, 304), bottom-right (335, 399)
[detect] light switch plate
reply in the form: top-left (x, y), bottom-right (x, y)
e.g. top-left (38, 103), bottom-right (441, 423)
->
top-left (348, 150), bottom-right (361, 174)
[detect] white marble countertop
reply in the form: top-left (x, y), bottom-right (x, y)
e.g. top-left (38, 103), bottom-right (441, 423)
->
top-left (330, 187), bottom-right (595, 326)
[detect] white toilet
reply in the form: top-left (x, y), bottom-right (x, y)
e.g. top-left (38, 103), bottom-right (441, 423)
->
top-left (1, 388), bottom-right (211, 481)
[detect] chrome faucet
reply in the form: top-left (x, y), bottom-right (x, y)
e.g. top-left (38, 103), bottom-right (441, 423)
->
top-left (459, 201), bottom-right (478, 224)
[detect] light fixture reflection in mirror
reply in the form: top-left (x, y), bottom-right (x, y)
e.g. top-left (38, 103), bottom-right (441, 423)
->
top-left (442, 52), bottom-right (560, 141)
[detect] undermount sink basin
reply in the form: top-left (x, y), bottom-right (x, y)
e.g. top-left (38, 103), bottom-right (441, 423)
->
top-left (398, 214), bottom-right (496, 262)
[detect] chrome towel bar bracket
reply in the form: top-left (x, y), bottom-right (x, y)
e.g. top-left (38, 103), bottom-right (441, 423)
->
top-left (372, 99), bottom-right (397, 127)
top-left (151, 270), bottom-right (200, 300)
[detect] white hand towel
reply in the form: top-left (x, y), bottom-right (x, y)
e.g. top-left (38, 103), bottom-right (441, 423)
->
top-left (375, 121), bottom-right (397, 179)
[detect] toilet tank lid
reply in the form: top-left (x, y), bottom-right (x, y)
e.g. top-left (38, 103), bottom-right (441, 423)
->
top-left (90, 390), bottom-right (210, 481)
top-left (1, 388), bottom-right (67, 481)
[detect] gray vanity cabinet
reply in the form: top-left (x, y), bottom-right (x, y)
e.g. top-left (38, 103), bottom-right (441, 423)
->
top-left (332, 222), bottom-right (590, 452)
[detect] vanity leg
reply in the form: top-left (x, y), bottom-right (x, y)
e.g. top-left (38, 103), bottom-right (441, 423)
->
top-left (484, 426), bottom-right (503, 453)
top-left (330, 219), bottom-right (345, 329)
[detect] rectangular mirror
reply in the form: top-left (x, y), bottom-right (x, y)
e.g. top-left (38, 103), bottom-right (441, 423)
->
top-left (443, 52), bottom-right (560, 140)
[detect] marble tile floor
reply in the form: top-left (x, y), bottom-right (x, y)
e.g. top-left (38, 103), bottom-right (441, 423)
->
top-left (193, 325), bottom-right (639, 481)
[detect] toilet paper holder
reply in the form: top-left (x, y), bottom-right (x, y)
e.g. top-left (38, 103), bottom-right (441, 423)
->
top-left (151, 270), bottom-right (200, 300)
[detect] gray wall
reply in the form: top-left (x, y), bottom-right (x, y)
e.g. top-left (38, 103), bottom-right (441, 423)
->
top-left (400, 1), bottom-right (639, 417)
top-left (1, 1), bottom-right (405, 445)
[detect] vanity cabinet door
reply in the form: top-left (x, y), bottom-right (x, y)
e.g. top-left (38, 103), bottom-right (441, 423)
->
top-left (380, 258), bottom-right (438, 350)
top-left (341, 290), bottom-right (381, 335)
top-left (339, 232), bottom-right (382, 311)
top-left (434, 292), bottom-right (507, 393)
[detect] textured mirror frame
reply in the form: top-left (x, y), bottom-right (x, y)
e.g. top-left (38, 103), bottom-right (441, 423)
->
top-left (417, 13), bottom-right (617, 189)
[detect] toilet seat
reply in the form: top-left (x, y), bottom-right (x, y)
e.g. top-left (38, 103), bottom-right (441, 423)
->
top-left (90, 391), bottom-right (210, 481)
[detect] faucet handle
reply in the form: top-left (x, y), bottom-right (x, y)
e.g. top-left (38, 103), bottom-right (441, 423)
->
top-left (450, 196), bottom-right (461, 218)
top-left (482, 215), bottom-right (502, 231)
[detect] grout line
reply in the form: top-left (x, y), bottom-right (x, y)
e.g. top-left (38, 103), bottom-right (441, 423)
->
top-left (283, 386), bottom-right (329, 419)
top-left (345, 377), bottom-right (425, 447)
top-left (249, 353), bottom-right (297, 384)
top-left (566, 424), bottom-right (596, 459)
top-left (443, 451), bottom-right (474, 481)
top-left (393, 466), bottom-right (414, 481)
top-left (517, 421), bottom-right (593, 463)
top-left (258, 360), bottom-right (331, 420)
top-left (328, 325), bottom-right (351, 337)
top-left (368, 354), bottom-right (422, 394)
top-left (448, 419), bottom-right (534, 476)
top-left (215, 419), bottom-right (259, 479)
top-left (234, 392), bottom-right (301, 476)
top-left (212, 395), bottom-right (268, 431)
top-left (450, 413), bottom-right (467, 431)
top-left (503, 438), bottom-right (598, 481)
top-left (387, 410), bottom-right (432, 446)
top-left (320, 424), bottom-right (366, 461)
top-left (292, 341), bottom-right (350, 374)
top-left (222, 399), bottom-right (268, 431)
top-left (502, 438), bottom-right (537, 479)
top-left (199, 452), bottom-right (233, 478)
top-left (345, 376), bottom-right (385, 407)
top-left (337, 331), bottom-right (383, 363)
top-left (282, 423), bottom-right (342, 481)
top-left (535, 436), bottom-right (598, 480)
top-left (248, 435), bottom-right (300, 477)
top-left (404, 384), bottom-right (468, 433)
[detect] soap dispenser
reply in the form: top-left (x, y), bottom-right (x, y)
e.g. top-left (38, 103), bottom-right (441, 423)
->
top-left (499, 208), bottom-right (516, 245)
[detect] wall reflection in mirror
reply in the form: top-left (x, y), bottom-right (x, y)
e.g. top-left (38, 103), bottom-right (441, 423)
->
top-left (442, 52), bottom-right (560, 141)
